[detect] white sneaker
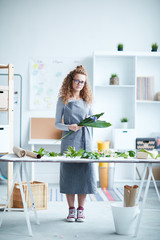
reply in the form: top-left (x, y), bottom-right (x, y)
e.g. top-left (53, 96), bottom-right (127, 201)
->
top-left (66, 207), bottom-right (76, 222)
top-left (77, 207), bottom-right (85, 222)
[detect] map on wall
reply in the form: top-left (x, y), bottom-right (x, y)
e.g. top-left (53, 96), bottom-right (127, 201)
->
top-left (29, 57), bottom-right (82, 113)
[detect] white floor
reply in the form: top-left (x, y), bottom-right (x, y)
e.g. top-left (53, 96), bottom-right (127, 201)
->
top-left (0, 183), bottom-right (160, 240)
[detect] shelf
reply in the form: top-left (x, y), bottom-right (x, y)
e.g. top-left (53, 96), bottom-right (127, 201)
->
top-left (94, 51), bottom-right (160, 57)
top-left (28, 139), bottom-right (61, 145)
top-left (136, 100), bottom-right (160, 104)
top-left (0, 64), bottom-right (14, 208)
top-left (93, 51), bottom-right (160, 182)
top-left (0, 65), bottom-right (9, 69)
top-left (0, 86), bottom-right (9, 90)
top-left (95, 84), bottom-right (135, 88)
top-left (0, 124), bottom-right (10, 127)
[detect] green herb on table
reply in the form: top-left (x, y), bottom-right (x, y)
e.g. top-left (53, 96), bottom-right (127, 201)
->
top-left (115, 151), bottom-right (121, 155)
top-left (98, 152), bottom-right (105, 157)
top-left (81, 152), bottom-right (100, 159)
top-left (114, 150), bottom-right (135, 158)
top-left (49, 152), bottom-right (62, 157)
top-left (64, 146), bottom-right (85, 158)
top-left (118, 153), bottom-right (129, 158)
top-left (105, 154), bottom-right (112, 157)
top-left (34, 147), bottom-right (45, 156)
top-left (34, 147), bottom-right (138, 159)
top-left (128, 150), bottom-right (136, 157)
top-left (115, 151), bottom-right (129, 158)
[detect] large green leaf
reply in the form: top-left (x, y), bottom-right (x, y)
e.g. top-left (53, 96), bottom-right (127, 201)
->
top-left (78, 112), bottom-right (104, 125)
top-left (81, 120), bottom-right (111, 128)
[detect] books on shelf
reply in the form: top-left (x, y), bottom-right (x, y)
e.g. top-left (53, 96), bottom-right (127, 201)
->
top-left (137, 76), bottom-right (155, 101)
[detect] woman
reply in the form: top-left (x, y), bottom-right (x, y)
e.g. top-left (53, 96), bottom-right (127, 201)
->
top-left (55, 65), bottom-right (96, 222)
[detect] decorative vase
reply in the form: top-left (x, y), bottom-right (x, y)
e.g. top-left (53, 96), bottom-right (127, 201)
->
top-left (118, 47), bottom-right (123, 51)
top-left (151, 49), bottom-right (158, 52)
top-left (121, 122), bottom-right (128, 129)
top-left (110, 77), bottom-right (119, 85)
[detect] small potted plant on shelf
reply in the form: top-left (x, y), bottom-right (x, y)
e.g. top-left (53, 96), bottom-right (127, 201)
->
top-left (110, 74), bottom-right (119, 85)
top-left (121, 117), bottom-right (128, 129)
top-left (117, 43), bottom-right (123, 51)
top-left (151, 43), bottom-right (158, 52)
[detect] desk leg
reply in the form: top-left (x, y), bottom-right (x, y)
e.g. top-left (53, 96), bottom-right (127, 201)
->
top-left (134, 163), bottom-right (152, 237)
top-left (0, 162), bottom-right (20, 227)
top-left (136, 163), bottom-right (148, 203)
top-left (31, 144), bottom-right (35, 181)
top-left (24, 162), bottom-right (39, 224)
top-left (17, 165), bottom-right (33, 236)
top-left (151, 172), bottom-right (160, 201)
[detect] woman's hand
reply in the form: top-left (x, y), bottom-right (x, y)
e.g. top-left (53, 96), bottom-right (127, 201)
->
top-left (68, 124), bottom-right (83, 132)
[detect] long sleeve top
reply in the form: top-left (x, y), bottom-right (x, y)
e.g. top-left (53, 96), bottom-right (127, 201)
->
top-left (55, 98), bottom-right (69, 131)
top-left (55, 98), bottom-right (93, 131)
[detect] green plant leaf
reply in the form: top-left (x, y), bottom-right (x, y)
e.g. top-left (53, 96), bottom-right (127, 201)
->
top-left (115, 151), bottom-right (129, 158)
top-left (155, 154), bottom-right (160, 159)
top-left (119, 153), bottom-right (128, 158)
top-left (64, 146), bottom-right (85, 158)
top-left (81, 151), bottom-right (100, 159)
top-left (138, 149), bottom-right (154, 159)
top-left (111, 74), bottom-right (118, 78)
top-left (61, 112), bottom-right (111, 140)
top-left (128, 150), bottom-right (136, 157)
top-left (79, 120), bottom-right (111, 128)
top-left (33, 147), bottom-right (45, 156)
top-left (121, 118), bottom-right (128, 122)
top-left (78, 113), bottom-right (104, 126)
top-left (49, 152), bottom-right (62, 157)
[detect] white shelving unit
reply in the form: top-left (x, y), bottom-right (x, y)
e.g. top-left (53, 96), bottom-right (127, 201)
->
top-left (0, 64), bottom-right (14, 207)
top-left (93, 51), bottom-right (160, 182)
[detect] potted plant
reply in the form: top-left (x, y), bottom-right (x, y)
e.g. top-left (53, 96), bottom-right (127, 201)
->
top-left (151, 43), bottom-right (158, 52)
top-left (117, 43), bottom-right (123, 51)
top-left (121, 117), bottom-right (128, 129)
top-left (110, 74), bottom-right (119, 85)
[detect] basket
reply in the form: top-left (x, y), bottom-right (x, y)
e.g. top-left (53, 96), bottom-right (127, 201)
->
top-left (13, 181), bottom-right (48, 210)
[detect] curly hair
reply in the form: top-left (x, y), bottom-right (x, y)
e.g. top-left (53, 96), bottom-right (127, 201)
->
top-left (58, 65), bottom-right (93, 104)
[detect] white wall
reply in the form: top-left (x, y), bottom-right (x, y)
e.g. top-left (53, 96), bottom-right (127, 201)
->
top-left (0, 0), bottom-right (160, 149)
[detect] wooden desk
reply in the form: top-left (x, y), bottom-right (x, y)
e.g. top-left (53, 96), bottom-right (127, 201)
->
top-left (0, 154), bottom-right (160, 236)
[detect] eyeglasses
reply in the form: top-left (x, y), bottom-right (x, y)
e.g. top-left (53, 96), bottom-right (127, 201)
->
top-left (73, 79), bottom-right (86, 85)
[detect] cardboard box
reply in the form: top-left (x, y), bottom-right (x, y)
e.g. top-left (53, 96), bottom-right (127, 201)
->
top-left (147, 167), bottom-right (160, 180)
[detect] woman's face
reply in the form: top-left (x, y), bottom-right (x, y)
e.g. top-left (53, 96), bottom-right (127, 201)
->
top-left (72, 74), bottom-right (86, 93)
